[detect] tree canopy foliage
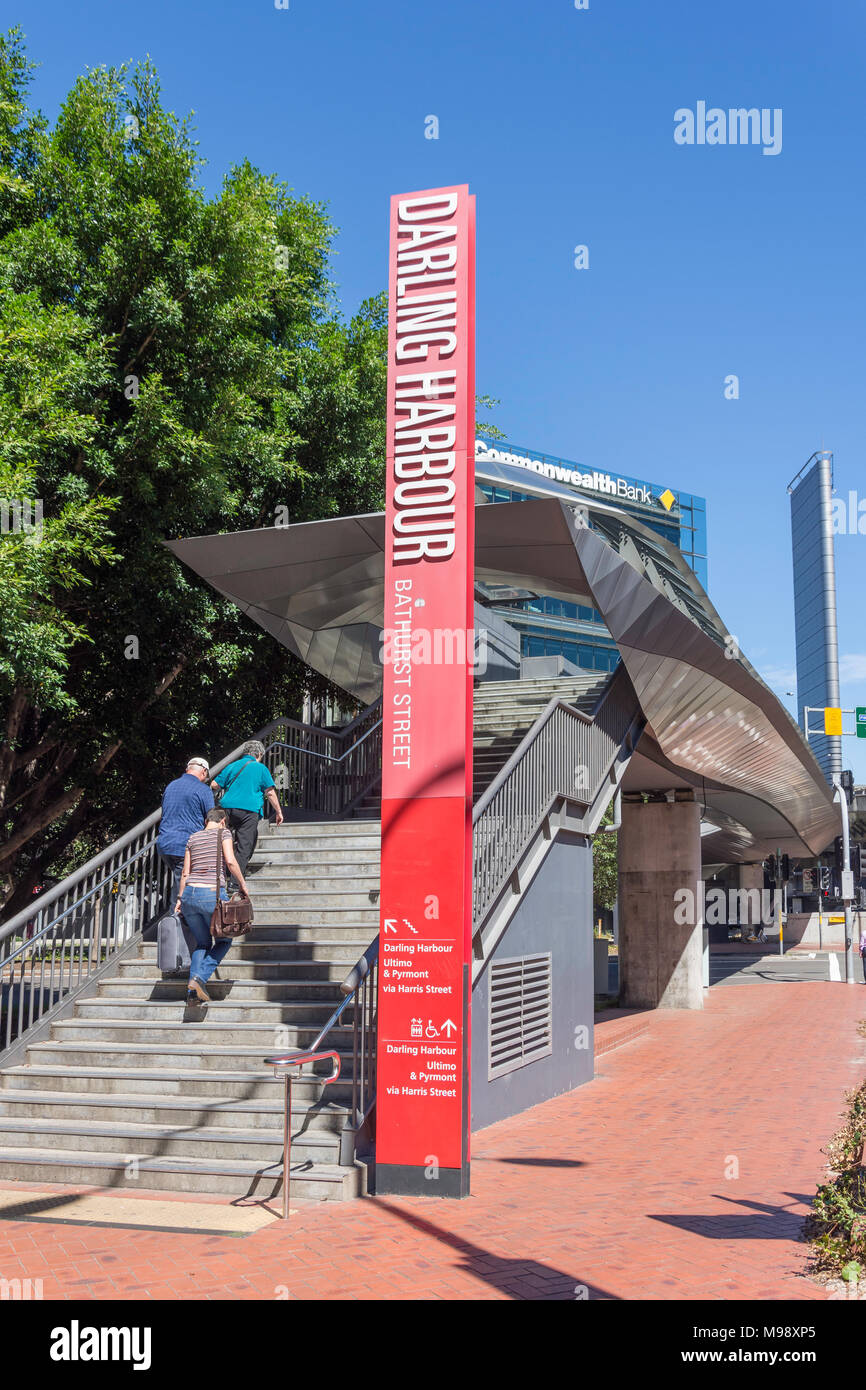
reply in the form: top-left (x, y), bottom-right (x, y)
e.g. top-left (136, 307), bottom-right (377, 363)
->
top-left (592, 810), bottom-right (618, 912)
top-left (0, 29), bottom-right (389, 914)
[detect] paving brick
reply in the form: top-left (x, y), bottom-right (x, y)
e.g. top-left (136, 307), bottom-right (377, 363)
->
top-left (0, 981), bottom-right (861, 1299)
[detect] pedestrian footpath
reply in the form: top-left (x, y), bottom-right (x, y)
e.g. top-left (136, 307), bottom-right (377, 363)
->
top-left (0, 981), bottom-right (862, 1300)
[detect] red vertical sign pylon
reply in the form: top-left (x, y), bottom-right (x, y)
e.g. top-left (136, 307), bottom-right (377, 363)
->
top-left (375, 186), bottom-right (475, 1197)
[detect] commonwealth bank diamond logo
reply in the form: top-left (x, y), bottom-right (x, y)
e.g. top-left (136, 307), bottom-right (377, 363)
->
top-left (659, 488), bottom-right (676, 512)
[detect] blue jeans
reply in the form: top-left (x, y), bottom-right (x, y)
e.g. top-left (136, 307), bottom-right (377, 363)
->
top-left (158, 850), bottom-right (185, 908)
top-left (180, 885), bottom-right (231, 984)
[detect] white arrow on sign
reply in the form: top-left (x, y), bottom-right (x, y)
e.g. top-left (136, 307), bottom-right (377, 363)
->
top-left (441, 1018), bottom-right (458, 1038)
top-left (384, 919), bottom-right (398, 934)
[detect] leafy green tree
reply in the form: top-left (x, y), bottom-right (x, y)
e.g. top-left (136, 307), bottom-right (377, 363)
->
top-left (0, 30), bottom-right (388, 914)
top-left (592, 809), bottom-right (618, 913)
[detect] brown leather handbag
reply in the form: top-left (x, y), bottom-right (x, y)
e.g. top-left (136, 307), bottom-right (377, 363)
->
top-left (209, 830), bottom-right (254, 938)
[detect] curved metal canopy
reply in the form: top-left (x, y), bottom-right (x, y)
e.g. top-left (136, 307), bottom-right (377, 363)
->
top-left (166, 493), bottom-right (838, 863)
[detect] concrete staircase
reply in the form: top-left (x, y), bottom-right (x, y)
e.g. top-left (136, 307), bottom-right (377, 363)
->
top-left (351, 675), bottom-right (612, 812)
top-left (0, 674), bottom-right (611, 1202)
top-left (0, 821), bottom-right (380, 1201)
top-left (472, 674), bottom-right (610, 800)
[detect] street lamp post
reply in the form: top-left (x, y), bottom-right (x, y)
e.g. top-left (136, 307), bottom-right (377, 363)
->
top-left (832, 777), bottom-right (856, 984)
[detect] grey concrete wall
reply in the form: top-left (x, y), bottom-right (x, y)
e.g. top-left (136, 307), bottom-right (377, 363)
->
top-left (474, 601), bottom-right (521, 683)
top-left (520, 654), bottom-right (581, 680)
top-left (785, 911), bottom-right (848, 951)
top-left (471, 831), bottom-right (594, 1131)
top-left (618, 796), bottom-right (704, 1009)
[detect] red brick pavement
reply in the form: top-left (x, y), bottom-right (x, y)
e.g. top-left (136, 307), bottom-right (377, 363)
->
top-left (0, 980), bottom-right (863, 1301)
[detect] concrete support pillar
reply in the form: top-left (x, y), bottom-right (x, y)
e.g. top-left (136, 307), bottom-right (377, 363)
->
top-left (738, 863), bottom-right (765, 940)
top-left (618, 794), bottom-right (703, 1010)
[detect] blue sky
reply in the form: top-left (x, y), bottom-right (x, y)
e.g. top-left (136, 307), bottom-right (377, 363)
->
top-left (18, 0), bottom-right (866, 777)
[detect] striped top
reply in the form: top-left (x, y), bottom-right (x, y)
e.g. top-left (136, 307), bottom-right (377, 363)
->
top-left (185, 827), bottom-right (233, 889)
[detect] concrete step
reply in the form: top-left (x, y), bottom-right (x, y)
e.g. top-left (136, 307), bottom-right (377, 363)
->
top-left (474, 676), bottom-right (605, 697)
top-left (249, 890), bottom-right (380, 910)
top-left (0, 1064), bottom-right (344, 1102)
top-left (257, 832), bottom-right (380, 852)
top-left (138, 939), bottom-right (368, 963)
top-left (74, 997), bottom-right (344, 1023)
top-left (250, 848), bottom-right (380, 867)
top-left (27, 1041), bottom-right (354, 1073)
top-left (0, 1089), bottom-right (349, 1133)
top-left (0, 1116), bottom-right (340, 1164)
top-left (106, 976), bottom-right (347, 1001)
top-left (244, 861), bottom-right (378, 884)
top-left (121, 957), bottom-right (355, 982)
top-left (0, 812), bottom-right (383, 1204)
top-left (51, 1019), bottom-right (353, 1046)
top-left (242, 914), bottom-right (378, 931)
top-left (473, 727), bottom-right (533, 744)
top-left (473, 742), bottom-right (523, 759)
top-left (0, 1147), bottom-right (362, 1200)
top-left (264, 820), bottom-right (380, 836)
top-left (245, 871), bottom-right (380, 892)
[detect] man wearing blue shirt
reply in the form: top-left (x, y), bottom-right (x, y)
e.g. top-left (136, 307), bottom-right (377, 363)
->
top-left (157, 756), bottom-right (215, 904)
top-left (212, 739), bottom-right (284, 878)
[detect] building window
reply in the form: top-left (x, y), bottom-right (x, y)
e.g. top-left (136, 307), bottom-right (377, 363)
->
top-left (488, 953), bottom-right (553, 1079)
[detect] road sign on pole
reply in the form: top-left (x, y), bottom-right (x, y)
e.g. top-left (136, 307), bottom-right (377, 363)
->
top-left (824, 707), bottom-right (844, 736)
top-left (857, 707), bottom-right (866, 739)
top-left (375, 184), bottom-right (475, 1198)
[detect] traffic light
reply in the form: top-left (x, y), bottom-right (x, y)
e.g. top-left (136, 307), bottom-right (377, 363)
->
top-left (819, 865), bottom-right (832, 893)
top-left (764, 857), bottom-right (777, 887)
top-left (852, 843), bottom-right (863, 883)
top-left (781, 854), bottom-right (791, 882)
top-left (834, 836), bottom-right (844, 872)
top-left (841, 769), bottom-right (855, 803)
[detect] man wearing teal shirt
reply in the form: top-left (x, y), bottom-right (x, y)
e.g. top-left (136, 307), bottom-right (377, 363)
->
top-left (212, 739), bottom-right (284, 877)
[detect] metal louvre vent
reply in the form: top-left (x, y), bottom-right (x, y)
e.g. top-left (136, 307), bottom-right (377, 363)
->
top-left (488, 953), bottom-right (553, 1080)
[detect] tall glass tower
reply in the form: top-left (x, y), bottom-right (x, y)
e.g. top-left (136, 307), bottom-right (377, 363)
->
top-left (788, 451), bottom-right (842, 784)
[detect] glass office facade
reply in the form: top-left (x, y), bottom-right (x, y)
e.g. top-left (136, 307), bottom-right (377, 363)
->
top-left (475, 437), bottom-right (709, 674)
top-left (788, 452), bottom-right (841, 784)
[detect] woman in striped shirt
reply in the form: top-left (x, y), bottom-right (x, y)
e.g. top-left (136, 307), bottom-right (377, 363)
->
top-left (174, 807), bottom-right (250, 1004)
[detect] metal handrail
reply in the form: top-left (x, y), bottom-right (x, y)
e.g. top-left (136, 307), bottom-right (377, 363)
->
top-left (471, 666), bottom-right (636, 929)
top-left (265, 1048), bottom-right (342, 1219)
top-left (472, 696), bottom-right (593, 821)
top-left (0, 737), bottom-right (252, 945)
top-left (299, 937), bottom-right (379, 1169)
top-left (267, 672), bottom-right (638, 1171)
top-left (254, 697), bottom-right (382, 745)
top-left (267, 719), bottom-right (383, 765)
top-left (1, 700), bottom-right (383, 1057)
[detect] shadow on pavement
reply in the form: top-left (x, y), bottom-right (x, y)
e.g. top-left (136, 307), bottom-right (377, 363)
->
top-left (374, 1198), bottom-right (618, 1300)
top-left (488, 1157), bottom-right (587, 1169)
top-left (648, 1190), bottom-right (812, 1241)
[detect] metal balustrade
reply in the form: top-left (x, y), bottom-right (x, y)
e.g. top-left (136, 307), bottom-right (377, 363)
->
top-left (257, 700), bottom-right (382, 817)
top-left (1, 665), bottom-right (635, 1176)
top-left (0, 699), bottom-right (383, 1059)
top-left (312, 666), bottom-right (639, 1166)
top-left (472, 663), bottom-right (637, 928)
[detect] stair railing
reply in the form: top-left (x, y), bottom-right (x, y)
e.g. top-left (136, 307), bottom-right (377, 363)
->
top-left (288, 937), bottom-right (379, 1167)
top-left (317, 666), bottom-right (642, 1165)
top-left (0, 700), bottom-right (382, 1061)
top-left (260, 700), bottom-right (382, 818)
top-left (265, 1048), bottom-right (343, 1217)
top-left (472, 663), bottom-right (640, 930)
